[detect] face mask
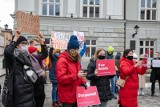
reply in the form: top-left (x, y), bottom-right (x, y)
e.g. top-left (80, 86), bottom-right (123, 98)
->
top-left (21, 45), bottom-right (28, 51)
top-left (55, 53), bottom-right (59, 57)
top-left (127, 56), bottom-right (133, 60)
top-left (69, 49), bottom-right (78, 56)
top-left (98, 55), bottom-right (105, 59)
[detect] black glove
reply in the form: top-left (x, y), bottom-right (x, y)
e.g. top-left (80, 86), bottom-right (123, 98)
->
top-left (80, 84), bottom-right (87, 89)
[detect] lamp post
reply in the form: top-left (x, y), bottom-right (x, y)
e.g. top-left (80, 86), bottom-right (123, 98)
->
top-left (132, 25), bottom-right (140, 38)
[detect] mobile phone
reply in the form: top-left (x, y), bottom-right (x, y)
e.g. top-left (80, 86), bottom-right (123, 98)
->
top-left (83, 69), bottom-right (89, 73)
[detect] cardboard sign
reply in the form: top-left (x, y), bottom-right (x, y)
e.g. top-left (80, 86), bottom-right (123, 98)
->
top-left (16, 11), bottom-right (40, 35)
top-left (77, 86), bottom-right (100, 107)
top-left (96, 59), bottom-right (116, 76)
top-left (73, 31), bottom-right (84, 42)
top-left (152, 60), bottom-right (160, 67)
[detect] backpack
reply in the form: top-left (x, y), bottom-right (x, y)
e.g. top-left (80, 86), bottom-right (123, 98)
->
top-left (2, 59), bottom-right (14, 107)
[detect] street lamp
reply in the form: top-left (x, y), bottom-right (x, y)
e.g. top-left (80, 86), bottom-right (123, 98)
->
top-left (132, 25), bottom-right (140, 38)
top-left (4, 24), bottom-right (8, 30)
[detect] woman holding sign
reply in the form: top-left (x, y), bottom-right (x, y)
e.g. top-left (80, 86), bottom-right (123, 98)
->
top-left (86, 48), bottom-right (113, 107)
top-left (118, 49), bottom-right (147, 107)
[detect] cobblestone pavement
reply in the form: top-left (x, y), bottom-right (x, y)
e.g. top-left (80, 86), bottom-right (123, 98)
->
top-left (0, 75), bottom-right (160, 107)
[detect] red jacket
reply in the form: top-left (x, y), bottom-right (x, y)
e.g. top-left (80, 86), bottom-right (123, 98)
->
top-left (118, 57), bottom-right (147, 107)
top-left (56, 51), bottom-right (86, 104)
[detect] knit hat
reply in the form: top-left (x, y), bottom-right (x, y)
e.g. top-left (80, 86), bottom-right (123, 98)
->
top-left (67, 35), bottom-right (79, 49)
top-left (123, 49), bottom-right (133, 58)
top-left (107, 46), bottom-right (114, 52)
top-left (28, 46), bottom-right (37, 54)
top-left (14, 36), bottom-right (27, 46)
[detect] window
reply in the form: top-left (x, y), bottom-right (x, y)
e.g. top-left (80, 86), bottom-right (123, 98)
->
top-left (85, 39), bottom-right (96, 58)
top-left (130, 40), bottom-right (136, 50)
top-left (82, 0), bottom-right (100, 18)
top-left (139, 40), bottom-right (155, 58)
top-left (140, 0), bottom-right (157, 20)
top-left (42, 0), bottom-right (60, 16)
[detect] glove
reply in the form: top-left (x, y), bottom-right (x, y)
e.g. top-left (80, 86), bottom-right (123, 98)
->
top-left (80, 84), bottom-right (87, 89)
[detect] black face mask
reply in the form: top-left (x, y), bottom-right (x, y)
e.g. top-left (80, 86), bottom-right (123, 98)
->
top-left (127, 56), bottom-right (133, 60)
top-left (98, 55), bottom-right (105, 59)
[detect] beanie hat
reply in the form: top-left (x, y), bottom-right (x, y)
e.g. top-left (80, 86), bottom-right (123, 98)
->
top-left (28, 46), bottom-right (37, 54)
top-left (67, 35), bottom-right (79, 49)
top-left (123, 49), bottom-right (133, 58)
top-left (15, 36), bottom-right (27, 46)
top-left (107, 46), bottom-right (114, 52)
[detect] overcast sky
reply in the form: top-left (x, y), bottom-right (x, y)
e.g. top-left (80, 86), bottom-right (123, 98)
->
top-left (0, 0), bottom-right (15, 29)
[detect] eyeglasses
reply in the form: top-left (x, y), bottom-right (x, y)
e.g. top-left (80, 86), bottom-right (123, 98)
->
top-left (20, 41), bottom-right (28, 45)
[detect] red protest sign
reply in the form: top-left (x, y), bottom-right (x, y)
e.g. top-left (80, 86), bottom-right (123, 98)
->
top-left (77, 86), bottom-right (100, 107)
top-left (96, 59), bottom-right (116, 76)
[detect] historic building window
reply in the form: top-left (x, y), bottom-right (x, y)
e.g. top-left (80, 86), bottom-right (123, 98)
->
top-left (42, 0), bottom-right (60, 16)
top-left (140, 0), bottom-right (157, 20)
top-left (82, 0), bottom-right (100, 18)
top-left (85, 39), bottom-right (96, 58)
top-left (139, 40), bottom-right (155, 58)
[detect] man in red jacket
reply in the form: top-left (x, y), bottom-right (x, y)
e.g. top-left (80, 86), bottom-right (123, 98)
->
top-left (56, 35), bottom-right (86, 107)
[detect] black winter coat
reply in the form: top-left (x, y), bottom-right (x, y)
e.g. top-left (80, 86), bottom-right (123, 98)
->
top-left (150, 58), bottom-right (160, 82)
top-left (4, 41), bottom-right (36, 107)
top-left (86, 60), bottom-right (113, 102)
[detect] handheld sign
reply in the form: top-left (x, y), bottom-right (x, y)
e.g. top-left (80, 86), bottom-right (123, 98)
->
top-left (152, 60), bottom-right (160, 67)
top-left (96, 59), bottom-right (116, 76)
top-left (77, 86), bottom-right (100, 107)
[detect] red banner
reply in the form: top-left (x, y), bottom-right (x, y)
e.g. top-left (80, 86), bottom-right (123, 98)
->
top-left (96, 59), bottom-right (116, 76)
top-left (77, 86), bottom-right (100, 107)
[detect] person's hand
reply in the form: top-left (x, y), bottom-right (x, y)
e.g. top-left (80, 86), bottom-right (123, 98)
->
top-left (115, 66), bottom-right (118, 71)
top-left (78, 70), bottom-right (87, 78)
top-left (38, 33), bottom-right (45, 45)
top-left (13, 28), bottom-right (21, 42)
top-left (135, 60), bottom-right (142, 67)
top-left (94, 69), bottom-right (98, 76)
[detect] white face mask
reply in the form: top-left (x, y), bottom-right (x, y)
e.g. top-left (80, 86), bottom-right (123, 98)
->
top-left (21, 45), bottom-right (28, 51)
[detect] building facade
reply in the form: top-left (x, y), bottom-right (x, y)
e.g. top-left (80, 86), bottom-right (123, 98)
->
top-left (12, 0), bottom-right (160, 68)
top-left (0, 27), bottom-right (4, 68)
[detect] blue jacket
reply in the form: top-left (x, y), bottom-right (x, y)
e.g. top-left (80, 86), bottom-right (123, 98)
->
top-left (49, 48), bottom-right (58, 83)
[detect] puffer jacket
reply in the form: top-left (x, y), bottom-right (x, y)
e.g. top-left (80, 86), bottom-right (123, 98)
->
top-left (4, 41), bottom-right (36, 107)
top-left (56, 51), bottom-right (86, 104)
top-left (118, 57), bottom-right (147, 107)
top-left (86, 59), bottom-right (113, 102)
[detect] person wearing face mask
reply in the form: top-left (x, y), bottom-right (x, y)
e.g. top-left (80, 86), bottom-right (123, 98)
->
top-left (56, 35), bottom-right (86, 107)
top-left (150, 52), bottom-right (160, 96)
top-left (86, 48), bottom-right (113, 107)
top-left (118, 49), bottom-right (147, 107)
top-left (106, 46), bottom-right (117, 99)
top-left (49, 48), bottom-right (61, 107)
top-left (4, 28), bottom-right (36, 107)
top-left (28, 34), bottom-right (48, 107)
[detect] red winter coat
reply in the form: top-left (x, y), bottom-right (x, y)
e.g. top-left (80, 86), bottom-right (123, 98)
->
top-left (118, 57), bottom-right (147, 107)
top-left (56, 51), bottom-right (86, 104)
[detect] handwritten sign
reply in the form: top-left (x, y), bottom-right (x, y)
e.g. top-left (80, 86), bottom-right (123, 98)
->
top-left (51, 31), bottom-right (85, 49)
top-left (77, 86), bottom-right (100, 107)
top-left (96, 59), bottom-right (116, 76)
top-left (152, 60), bottom-right (160, 67)
top-left (16, 11), bottom-right (40, 35)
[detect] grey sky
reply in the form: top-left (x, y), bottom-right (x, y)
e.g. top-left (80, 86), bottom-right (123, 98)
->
top-left (0, 0), bottom-right (15, 29)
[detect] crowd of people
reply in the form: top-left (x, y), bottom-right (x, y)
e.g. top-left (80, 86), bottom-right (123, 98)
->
top-left (2, 28), bottom-right (160, 107)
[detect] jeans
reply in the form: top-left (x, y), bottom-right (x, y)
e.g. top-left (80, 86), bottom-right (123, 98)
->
top-left (92, 101), bottom-right (108, 107)
top-left (111, 76), bottom-right (116, 95)
top-left (52, 82), bottom-right (58, 102)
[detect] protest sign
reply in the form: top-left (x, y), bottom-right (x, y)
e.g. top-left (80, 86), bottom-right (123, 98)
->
top-left (96, 59), bottom-right (116, 76)
top-left (16, 11), bottom-right (40, 35)
top-left (51, 31), bottom-right (70, 49)
top-left (51, 31), bottom-right (85, 49)
top-left (152, 60), bottom-right (160, 67)
top-left (77, 86), bottom-right (100, 107)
